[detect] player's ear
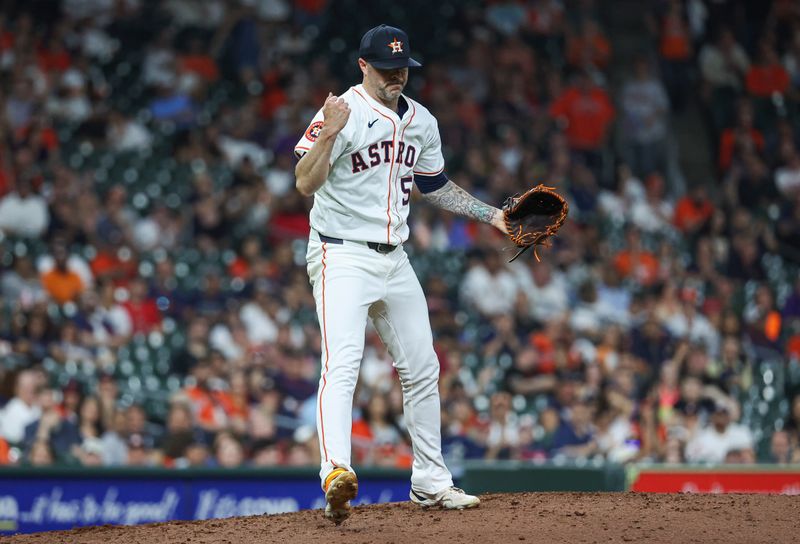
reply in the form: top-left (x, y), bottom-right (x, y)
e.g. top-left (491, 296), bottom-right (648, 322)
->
top-left (357, 58), bottom-right (369, 77)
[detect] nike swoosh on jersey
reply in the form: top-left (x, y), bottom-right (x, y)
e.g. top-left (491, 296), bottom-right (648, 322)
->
top-left (367, 119), bottom-right (379, 128)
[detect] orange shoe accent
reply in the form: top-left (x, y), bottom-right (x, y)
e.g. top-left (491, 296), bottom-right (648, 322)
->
top-left (324, 468), bottom-right (347, 492)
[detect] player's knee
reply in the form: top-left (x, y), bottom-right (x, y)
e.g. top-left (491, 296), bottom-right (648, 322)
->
top-left (409, 361), bottom-right (440, 392)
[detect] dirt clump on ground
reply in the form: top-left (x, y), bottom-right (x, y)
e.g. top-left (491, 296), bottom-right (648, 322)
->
top-left (2, 492), bottom-right (798, 544)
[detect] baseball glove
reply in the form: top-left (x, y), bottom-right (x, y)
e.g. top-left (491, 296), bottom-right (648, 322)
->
top-left (503, 184), bottom-right (569, 262)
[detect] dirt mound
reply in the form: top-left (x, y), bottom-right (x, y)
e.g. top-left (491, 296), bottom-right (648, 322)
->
top-left (2, 492), bottom-right (798, 544)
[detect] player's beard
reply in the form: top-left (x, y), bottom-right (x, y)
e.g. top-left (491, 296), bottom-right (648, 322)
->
top-left (377, 76), bottom-right (406, 102)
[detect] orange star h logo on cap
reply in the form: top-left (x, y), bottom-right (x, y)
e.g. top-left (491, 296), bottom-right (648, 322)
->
top-left (388, 38), bottom-right (403, 54)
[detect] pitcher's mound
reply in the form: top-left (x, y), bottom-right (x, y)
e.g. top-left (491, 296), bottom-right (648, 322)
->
top-left (3, 492), bottom-right (798, 544)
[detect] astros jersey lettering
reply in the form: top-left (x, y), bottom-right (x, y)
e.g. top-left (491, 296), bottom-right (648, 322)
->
top-left (295, 84), bottom-right (444, 245)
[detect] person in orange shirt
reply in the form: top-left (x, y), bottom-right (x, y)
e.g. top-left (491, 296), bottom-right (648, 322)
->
top-left (37, 35), bottom-right (71, 73)
top-left (550, 72), bottom-right (615, 152)
top-left (41, 244), bottom-right (84, 305)
top-left (549, 71), bottom-right (614, 179)
top-left (674, 185), bottom-right (714, 234)
top-left (718, 100), bottom-right (765, 172)
top-left (0, 436), bottom-right (10, 464)
top-left (566, 20), bottom-right (612, 70)
top-left (746, 40), bottom-right (790, 98)
top-left (613, 227), bottom-right (659, 287)
top-left (178, 38), bottom-right (219, 83)
top-left (183, 359), bottom-right (238, 433)
top-left (657, 0), bottom-right (692, 112)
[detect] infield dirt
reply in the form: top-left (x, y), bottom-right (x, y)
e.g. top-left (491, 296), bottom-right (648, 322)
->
top-left (2, 492), bottom-right (798, 544)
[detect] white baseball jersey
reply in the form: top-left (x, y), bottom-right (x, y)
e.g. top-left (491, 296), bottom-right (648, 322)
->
top-left (295, 84), bottom-right (444, 245)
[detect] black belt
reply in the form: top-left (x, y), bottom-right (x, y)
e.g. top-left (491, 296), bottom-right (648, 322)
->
top-left (318, 234), bottom-right (398, 254)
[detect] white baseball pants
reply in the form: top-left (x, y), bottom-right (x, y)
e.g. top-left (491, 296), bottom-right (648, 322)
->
top-left (306, 230), bottom-right (453, 494)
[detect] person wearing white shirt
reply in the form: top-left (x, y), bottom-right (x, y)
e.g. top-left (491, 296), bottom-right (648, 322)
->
top-left (685, 404), bottom-right (753, 463)
top-left (699, 29), bottom-right (750, 91)
top-left (0, 180), bottom-right (49, 238)
top-left (239, 288), bottom-right (279, 346)
top-left (460, 250), bottom-right (520, 317)
top-left (0, 370), bottom-right (42, 444)
top-left (664, 300), bottom-right (720, 356)
top-left (513, 260), bottom-right (568, 322)
top-left (774, 146), bottom-right (800, 198)
top-left (107, 111), bottom-right (153, 151)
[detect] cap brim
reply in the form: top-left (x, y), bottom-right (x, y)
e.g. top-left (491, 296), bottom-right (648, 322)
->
top-left (369, 57), bottom-right (422, 69)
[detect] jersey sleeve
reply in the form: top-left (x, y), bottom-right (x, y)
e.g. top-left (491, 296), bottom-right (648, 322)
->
top-left (294, 107), bottom-right (350, 164)
top-left (413, 118), bottom-right (445, 177)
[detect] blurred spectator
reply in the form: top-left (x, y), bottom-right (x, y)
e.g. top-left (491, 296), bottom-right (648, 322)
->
top-left (100, 410), bottom-right (128, 466)
top-left (26, 439), bottom-right (55, 466)
top-left (106, 110), bottom-right (153, 151)
top-left (77, 437), bottom-right (105, 467)
top-left (121, 277), bottom-right (162, 334)
top-left (143, 28), bottom-right (178, 89)
top-left (126, 433), bottom-right (157, 467)
top-left (664, 293), bottom-right (720, 356)
top-left (620, 57), bottom-right (669, 178)
top-left (133, 205), bottom-right (181, 251)
top-left (125, 404), bottom-right (162, 448)
top-left (745, 40), bottom-right (791, 98)
top-left (552, 394), bottom-right (596, 458)
top-left (184, 440), bottom-right (213, 468)
top-left (784, 30), bottom-right (800, 88)
top-left (1, 255), bottom-right (47, 308)
top-left (240, 283), bottom-right (279, 346)
top-left (183, 360), bottom-right (236, 433)
top-left (655, 0), bottom-right (693, 111)
top-left (718, 100), bottom-right (764, 173)
top-left (23, 387), bottom-right (80, 460)
top-left (460, 250), bottom-right (520, 317)
top-left (0, 370), bottom-right (42, 444)
top-left (673, 185), bottom-right (714, 235)
top-left (46, 68), bottom-right (92, 123)
top-left (699, 27), bottom-right (749, 129)
top-left (214, 432), bottom-right (244, 468)
top-left (40, 243), bottom-right (85, 305)
top-left (0, 178), bottom-right (49, 237)
top-left (613, 228), bottom-right (659, 287)
top-left (160, 402), bottom-right (199, 465)
top-left (685, 402), bottom-right (754, 463)
top-left (352, 395), bottom-right (406, 466)
top-left (514, 261), bottom-right (569, 322)
top-left (178, 37), bottom-right (219, 84)
top-left (565, 19), bottom-right (611, 70)
top-left (769, 430), bottom-right (794, 464)
top-left (630, 173), bottom-right (674, 234)
top-left (699, 27), bottom-right (750, 94)
top-left (549, 71), bottom-right (614, 174)
top-left (87, 281), bottom-right (133, 346)
top-left (485, 391), bottom-right (520, 460)
top-left (150, 83), bottom-right (197, 127)
top-left (774, 144), bottom-right (800, 197)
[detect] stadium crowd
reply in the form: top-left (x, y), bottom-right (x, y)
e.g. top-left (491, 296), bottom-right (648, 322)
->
top-left (1, 0), bottom-right (800, 471)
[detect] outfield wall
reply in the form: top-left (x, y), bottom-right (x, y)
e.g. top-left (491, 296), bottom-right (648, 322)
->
top-left (0, 464), bottom-right (798, 534)
top-left (628, 465), bottom-right (800, 494)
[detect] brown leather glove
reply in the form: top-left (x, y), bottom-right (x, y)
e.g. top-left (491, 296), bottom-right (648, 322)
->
top-left (503, 184), bottom-right (569, 262)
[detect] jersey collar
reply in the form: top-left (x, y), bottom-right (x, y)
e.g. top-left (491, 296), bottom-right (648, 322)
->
top-left (354, 84), bottom-right (411, 122)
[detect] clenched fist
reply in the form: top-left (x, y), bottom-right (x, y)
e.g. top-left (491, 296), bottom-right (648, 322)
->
top-left (321, 93), bottom-right (350, 136)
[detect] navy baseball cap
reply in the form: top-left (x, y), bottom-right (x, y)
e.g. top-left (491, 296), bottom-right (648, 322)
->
top-left (359, 24), bottom-right (422, 69)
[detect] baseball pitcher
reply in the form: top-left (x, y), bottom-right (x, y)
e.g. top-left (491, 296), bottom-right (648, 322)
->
top-left (295, 24), bottom-right (509, 524)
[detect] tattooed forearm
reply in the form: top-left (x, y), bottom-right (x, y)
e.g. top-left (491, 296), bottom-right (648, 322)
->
top-left (422, 181), bottom-right (500, 224)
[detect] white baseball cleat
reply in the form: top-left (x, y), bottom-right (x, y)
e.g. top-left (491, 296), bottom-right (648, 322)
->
top-left (409, 486), bottom-right (481, 510)
top-left (324, 468), bottom-right (359, 525)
